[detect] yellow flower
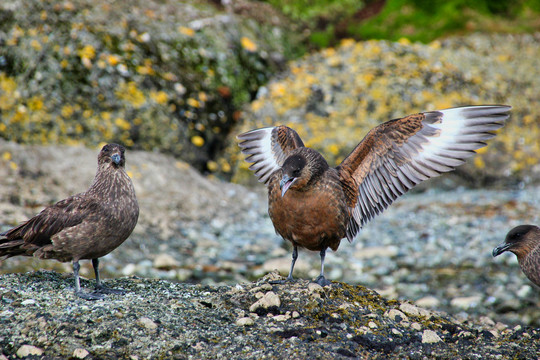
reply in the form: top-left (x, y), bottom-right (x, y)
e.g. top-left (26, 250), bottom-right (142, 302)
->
top-left (115, 117), bottom-right (131, 131)
top-left (2, 151), bottom-right (11, 161)
top-left (115, 81), bottom-right (145, 108)
top-left (187, 98), bottom-right (200, 108)
top-left (207, 160), bottom-right (218, 171)
top-left (9, 161), bottom-right (17, 170)
top-left (150, 91), bottom-right (168, 105)
top-left (178, 26), bottom-right (195, 37)
top-left (101, 111), bottom-right (111, 120)
top-left (240, 37), bottom-right (257, 52)
top-left (106, 54), bottom-right (120, 66)
top-left (30, 39), bottom-right (42, 51)
top-left (78, 44), bottom-right (96, 60)
top-left (398, 37), bottom-right (411, 45)
top-left (191, 135), bottom-right (204, 147)
top-left (27, 96), bottom-right (44, 111)
top-left (61, 105), bottom-right (74, 117)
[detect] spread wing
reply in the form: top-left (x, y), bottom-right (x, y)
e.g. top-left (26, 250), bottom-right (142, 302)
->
top-left (0, 195), bottom-right (101, 253)
top-left (337, 105), bottom-right (511, 241)
top-left (237, 125), bottom-right (305, 184)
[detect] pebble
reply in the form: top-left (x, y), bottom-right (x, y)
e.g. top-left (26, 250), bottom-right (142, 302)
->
top-left (137, 317), bottom-right (158, 330)
top-left (399, 303), bottom-right (430, 318)
top-left (411, 322), bottom-right (422, 331)
top-left (21, 299), bottom-right (36, 306)
top-left (16, 345), bottom-right (44, 357)
top-left (384, 309), bottom-right (409, 323)
top-left (249, 291), bottom-right (281, 312)
top-left (450, 295), bottom-right (482, 310)
top-left (307, 282), bottom-right (324, 294)
top-left (415, 296), bottom-right (440, 308)
top-left (73, 348), bottom-right (90, 359)
top-left (236, 317), bottom-right (254, 326)
top-left (153, 253), bottom-right (179, 270)
top-left (422, 329), bottom-right (442, 344)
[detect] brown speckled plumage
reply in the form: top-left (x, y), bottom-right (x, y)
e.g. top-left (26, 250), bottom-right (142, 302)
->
top-left (493, 225), bottom-right (540, 287)
top-left (238, 105), bottom-right (510, 286)
top-left (0, 143), bottom-right (139, 300)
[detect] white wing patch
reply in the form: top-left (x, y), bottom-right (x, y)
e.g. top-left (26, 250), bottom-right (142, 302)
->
top-left (237, 127), bottom-right (282, 184)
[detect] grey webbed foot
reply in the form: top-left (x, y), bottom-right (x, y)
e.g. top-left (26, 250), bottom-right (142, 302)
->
top-left (94, 284), bottom-right (125, 295)
top-left (269, 276), bottom-right (295, 285)
top-left (76, 290), bottom-right (105, 301)
top-left (314, 275), bottom-right (331, 287)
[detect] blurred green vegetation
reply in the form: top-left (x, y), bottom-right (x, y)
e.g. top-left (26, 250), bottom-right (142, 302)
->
top-left (352, 0), bottom-right (540, 42)
top-left (264, 0), bottom-right (540, 46)
top-left (0, 0), bottom-right (302, 173)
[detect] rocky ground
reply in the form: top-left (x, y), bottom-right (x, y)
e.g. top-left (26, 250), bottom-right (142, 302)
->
top-left (0, 140), bottom-right (539, 338)
top-left (1, 271), bottom-right (539, 359)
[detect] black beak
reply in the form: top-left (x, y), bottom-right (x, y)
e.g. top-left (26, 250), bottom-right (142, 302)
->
top-left (111, 153), bottom-right (122, 165)
top-left (280, 174), bottom-right (296, 197)
top-left (492, 242), bottom-right (512, 257)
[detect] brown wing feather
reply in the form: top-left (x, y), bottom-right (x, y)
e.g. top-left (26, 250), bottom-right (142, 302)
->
top-left (337, 105), bottom-right (510, 241)
top-left (237, 125), bottom-right (305, 184)
top-left (0, 195), bottom-right (100, 251)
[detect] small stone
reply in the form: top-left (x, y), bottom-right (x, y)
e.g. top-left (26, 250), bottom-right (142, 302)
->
top-left (21, 299), bottom-right (36, 306)
top-left (384, 309), bottom-right (409, 322)
top-left (450, 295), bottom-right (482, 310)
top-left (17, 345), bottom-right (44, 358)
top-left (254, 291), bottom-right (265, 299)
top-left (292, 311), bottom-right (300, 318)
top-left (0, 310), bottom-right (14, 318)
top-left (415, 296), bottom-right (440, 308)
top-left (422, 329), bottom-right (442, 344)
top-left (399, 302), bottom-right (430, 317)
top-left (399, 303), bottom-right (420, 317)
top-left (368, 321), bottom-right (377, 329)
top-left (273, 314), bottom-right (289, 322)
top-left (411, 322), bottom-right (422, 331)
top-left (73, 348), bottom-right (89, 359)
top-left (1, 354), bottom-right (8, 360)
top-left (478, 316), bottom-right (496, 327)
top-left (137, 317), bottom-right (158, 330)
top-left (391, 328), bottom-right (402, 336)
top-left (153, 253), bottom-right (179, 270)
top-left (307, 282), bottom-right (323, 294)
top-left (249, 291), bottom-right (281, 312)
top-left (122, 263), bottom-right (137, 276)
top-left (236, 317), bottom-right (254, 326)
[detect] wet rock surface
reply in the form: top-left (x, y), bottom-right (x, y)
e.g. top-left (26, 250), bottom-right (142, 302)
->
top-left (1, 271), bottom-right (539, 359)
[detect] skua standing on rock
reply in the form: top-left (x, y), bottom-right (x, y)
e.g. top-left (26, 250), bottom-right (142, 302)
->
top-left (493, 225), bottom-right (540, 287)
top-left (238, 105), bottom-right (511, 286)
top-left (0, 143), bottom-right (139, 300)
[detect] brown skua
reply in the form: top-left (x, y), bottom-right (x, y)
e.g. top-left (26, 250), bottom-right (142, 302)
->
top-left (493, 225), bottom-right (540, 287)
top-left (238, 105), bottom-right (511, 286)
top-left (0, 143), bottom-right (139, 300)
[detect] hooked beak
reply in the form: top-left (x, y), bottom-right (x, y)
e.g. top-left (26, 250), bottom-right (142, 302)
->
top-left (279, 174), bottom-right (296, 197)
top-left (492, 242), bottom-right (512, 257)
top-left (111, 153), bottom-right (122, 165)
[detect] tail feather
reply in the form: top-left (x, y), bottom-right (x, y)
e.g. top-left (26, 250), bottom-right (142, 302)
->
top-left (0, 239), bottom-right (29, 258)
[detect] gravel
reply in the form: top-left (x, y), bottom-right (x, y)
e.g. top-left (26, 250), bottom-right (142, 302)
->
top-left (1, 271), bottom-right (539, 359)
